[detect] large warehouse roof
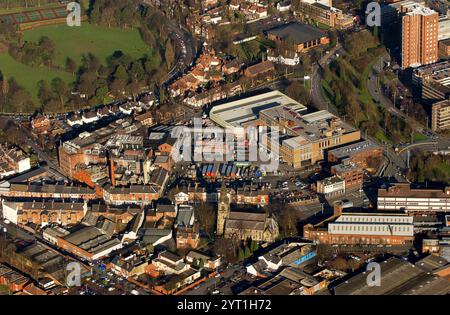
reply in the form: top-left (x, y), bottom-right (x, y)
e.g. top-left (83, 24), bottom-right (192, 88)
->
top-left (209, 90), bottom-right (307, 128)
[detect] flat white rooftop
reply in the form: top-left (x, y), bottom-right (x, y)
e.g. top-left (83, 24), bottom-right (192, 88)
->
top-left (210, 90), bottom-right (307, 128)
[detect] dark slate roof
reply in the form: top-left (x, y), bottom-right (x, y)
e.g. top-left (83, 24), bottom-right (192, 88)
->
top-left (266, 22), bottom-right (327, 44)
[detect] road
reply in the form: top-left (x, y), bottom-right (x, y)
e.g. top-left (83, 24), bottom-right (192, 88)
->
top-left (163, 19), bottom-right (197, 85)
top-left (368, 54), bottom-right (450, 170)
top-left (7, 118), bottom-right (67, 180)
top-left (310, 42), bottom-right (344, 114)
top-left (309, 44), bottom-right (423, 183)
top-left (367, 53), bottom-right (410, 123)
top-left (184, 265), bottom-right (247, 295)
top-left (142, 0), bottom-right (198, 86)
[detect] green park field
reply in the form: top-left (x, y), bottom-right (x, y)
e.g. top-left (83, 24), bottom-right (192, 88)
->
top-left (23, 23), bottom-right (151, 67)
top-left (0, 23), bottom-right (152, 103)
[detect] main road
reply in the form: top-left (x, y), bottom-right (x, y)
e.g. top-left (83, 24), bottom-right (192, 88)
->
top-left (368, 54), bottom-right (450, 164)
top-left (142, 0), bottom-right (198, 86)
top-left (309, 42), bottom-right (409, 182)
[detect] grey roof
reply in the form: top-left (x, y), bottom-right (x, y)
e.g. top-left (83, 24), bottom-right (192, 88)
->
top-left (142, 228), bottom-right (172, 244)
top-left (267, 22), bottom-right (327, 45)
top-left (415, 255), bottom-right (449, 272)
top-left (226, 210), bottom-right (267, 231)
top-left (328, 140), bottom-right (381, 159)
top-left (63, 225), bottom-right (121, 254)
top-left (176, 206), bottom-right (194, 227)
top-left (8, 167), bottom-right (48, 183)
top-left (156, 204), bottom-right (176, 213)
top-left (333, 257), bottom-right (450, 295)
top-left (104, 184), bottom-right (159, 194)
top-left (9, 183), bottom-right (95, 195)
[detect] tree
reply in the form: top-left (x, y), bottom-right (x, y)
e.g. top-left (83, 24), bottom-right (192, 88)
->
top-left (38, 36), bottom-right (55, 57)
top-left (213, 236), bottom-right (239, 263)
top-left (126, 81), bottom-right (141, 100)
top-left (50, 77), bottom-right (68, 110)
top-left (11, 90), bottom-right (29, 112)
top-left (285, 80), bottom-right (310, 105)
top-left (110, 78), bottom-right (127, 97)
top-left (114, 64), bottom-right (128, 81)
top-left (43, 98), bottom-right (61, 113)
top-left (129, 61), bottom-right (145, 82)
top-left (238, 248), bottom-right (245, 262)
top-left (250, 240), bottom-right (258, 252)
top-left (268, 202), bottom-right (298, 237)
top-left (244, 246), bottom-right (251, 259)
top-left (37, 80), bottom-right (51, 104)
top-left (65, 57), bottom-right (77, 75)
top-left (164, 39), bottom-right (175, 71)
top-left (195, 203), bottom-right (216, 238)
top-left (95, 86), bottom-right (109, 102)
top-left (329, 257), bottom-right (349, 271)
top-left (348, 258), bottom-right (360, 272)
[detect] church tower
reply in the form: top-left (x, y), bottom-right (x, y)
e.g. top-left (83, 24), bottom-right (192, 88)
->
top-left (216, 182), bottom-right (231, 236)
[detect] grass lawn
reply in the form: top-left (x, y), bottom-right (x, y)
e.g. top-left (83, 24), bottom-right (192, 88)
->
top-left (23, 23), bottom-right (152, 67)
top-left (315, 21), bottom-right (331, 30)
top-left (0, 23), bottom-right (152, 104)
top-left (413, 133), bottom-right (429, 142)
top-left (0, 52), bottom-right (74, 103)
top-left (375, 130), bottom-right (391, 144)
top-left (359, 56), bottom-right (381, 106)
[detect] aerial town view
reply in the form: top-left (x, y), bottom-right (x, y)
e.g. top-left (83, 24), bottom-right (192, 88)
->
top-left (0, 0), bottom-right (449, 305)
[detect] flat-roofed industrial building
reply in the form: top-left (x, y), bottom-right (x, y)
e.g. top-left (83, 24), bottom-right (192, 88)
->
top-left (378, 183), bottom-right (450, 213)
top-left (210, 91), bottom-right (360, 169)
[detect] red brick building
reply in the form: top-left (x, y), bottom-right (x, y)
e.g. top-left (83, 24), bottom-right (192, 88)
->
top-left (1, 183), bottom-right (97, 200)
top-left (158, 138), bottom-right (177, 156)
top-left (331, 163), bottom-right (363, 190)
top-left (102, 184), bottom-right (160, 206)
top-left (266, 22), bottom-right (330, 53)
top-left (58, 145), bottom-right (107, 178)
top-left (303, 204), bottom-right (414, 246)
top-left (327, 140), bottom-right (383, 169)
top-left (0, 264), bottom-right (29, 293)
top-left (176, 223), bottom-right (200, 249)
top-left (244, 60), bottom-right (275, 78)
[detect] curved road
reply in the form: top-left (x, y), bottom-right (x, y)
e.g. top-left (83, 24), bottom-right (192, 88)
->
top-left (142, 0), bottom-right (198, 86)
top-left (310, 42), bottom-right (343, 115)
top-left (309, 43), bottom-right (409, 182)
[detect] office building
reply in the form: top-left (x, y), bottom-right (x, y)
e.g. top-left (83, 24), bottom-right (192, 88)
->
top-left (401, 3), bottom-right (438, 69)
top-left (431, 99), bottom-right (450, 131)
